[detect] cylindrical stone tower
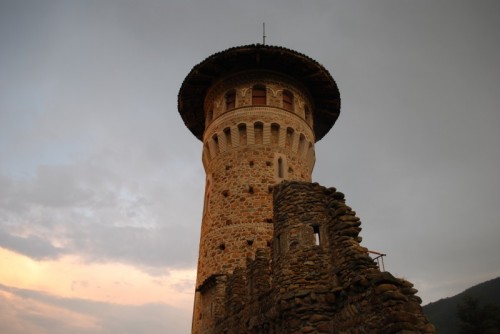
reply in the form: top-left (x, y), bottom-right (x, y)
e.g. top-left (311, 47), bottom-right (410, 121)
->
top-left (178, 44), bottom-right (341, 334)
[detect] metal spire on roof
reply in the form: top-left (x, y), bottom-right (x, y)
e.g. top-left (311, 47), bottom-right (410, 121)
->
top-left (263, 22), bottom-right (266, 45)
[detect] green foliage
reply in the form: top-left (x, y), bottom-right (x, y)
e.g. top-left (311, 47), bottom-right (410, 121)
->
top-left (423, 277), bottom-right (500, 334)
top-left (457, 295), bottom-right (500, 334)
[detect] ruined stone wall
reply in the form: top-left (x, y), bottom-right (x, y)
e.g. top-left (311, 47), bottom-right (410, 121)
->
top-left (270, 182), bottom-right (338, 333)
top-left (197, 275), bottom-right (227, 333)
top-left (213, 181), bottom-right (435, 334)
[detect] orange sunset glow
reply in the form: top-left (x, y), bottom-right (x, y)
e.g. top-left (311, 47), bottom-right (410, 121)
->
top-left (0, 247), bottom-right (195, 307)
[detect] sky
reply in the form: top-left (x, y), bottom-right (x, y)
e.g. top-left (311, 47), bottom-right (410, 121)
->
top-left (1, 0), bottom-right (499, 333)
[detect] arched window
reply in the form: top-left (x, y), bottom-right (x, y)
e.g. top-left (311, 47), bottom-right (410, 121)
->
top-left (212, 134), bottom-right (219, 155)
top-left (224, 127), bottom-right (232, 148)
top-left (286, 127), bottom-right (294, 148)
top-left (307, 142), bottom-right (315, 169)
top-left (298, 134), bottom-right (306, 156)
top-left (305, 106), bottom-right (312, 125)
top-left (271, 123), bottom-right (280, 145)
top-left (238, 123), bottom-right (247, 146)
top-left (254, 122), bottom-right (263, 144)
top-left (205, 143), bottom-right (211, 160)
top-left (313, 225), bottom-right (321, 245)
top-left (282, 90), bottom-right (293, 111)
top-left (203, 179), bottom-right (210, 216)
top-left (252, 85), bottom-right (266, 105)
top-left (225, 90), bottom-right (236, 111)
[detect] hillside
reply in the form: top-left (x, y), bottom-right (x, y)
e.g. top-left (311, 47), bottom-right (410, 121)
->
top-left (423, 277), bottom-right (500, 333)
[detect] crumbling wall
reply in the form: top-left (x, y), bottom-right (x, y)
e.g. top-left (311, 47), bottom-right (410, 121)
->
top-left (317, 181), bottom-right (435, 334)
top-left (214, 181), bottom-right (434, 334)
top-left (271, 182), bottom-right (337, 333)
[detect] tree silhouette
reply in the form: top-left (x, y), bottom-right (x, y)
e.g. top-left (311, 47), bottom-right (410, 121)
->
top-left (457, 296), bottom-right (500, 334)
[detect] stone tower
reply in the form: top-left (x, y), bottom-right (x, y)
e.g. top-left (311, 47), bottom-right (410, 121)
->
top-left (178, 45), bottom-right (341, 334)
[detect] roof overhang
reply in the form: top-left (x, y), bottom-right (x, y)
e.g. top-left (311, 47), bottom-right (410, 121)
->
top-left (178, 44), bottom-right (341, 142)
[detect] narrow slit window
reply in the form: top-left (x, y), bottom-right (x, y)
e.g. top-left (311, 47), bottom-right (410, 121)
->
top-left (224, 127), bottom-right (232, 148)
top-left (286, 127), bottom-right (294, 148)
top-left (313, 226), bottom-right (321, 245)
top-left (283, 90), bottom-right (293, 111)
top-left (238, 123), bottom-right (247, 146)
top-left (271, 123), bottom-right (280, 145)
top-left (298, 134), bottom-right (306, 156)
top-left (212, 134), bottom-right (219, 155)
top-left (225, 90), bottom-right (236, 111)
top-left (205, 143), bottom-right (211, 160)
top-left (254, 122), bottom-right (263, 144)
top-left (305, 106), bottom-right (312, 125)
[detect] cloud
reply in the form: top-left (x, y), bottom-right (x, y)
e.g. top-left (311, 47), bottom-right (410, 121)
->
top-left (0, 135), bottom-right (203, 269)
top-left (0, 160), bottom-right (202, 267)
top-left (0, 233), bottom-right (64, 261)
top-left (1, 3), bottom-right (500, 334)
top-left (0, 283), bottom-right (191, 334)
top-left (0, 247), bottom-right (195, 307)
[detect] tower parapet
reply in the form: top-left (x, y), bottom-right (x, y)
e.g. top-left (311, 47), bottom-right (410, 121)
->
top-left (178, 44), bottom-right (341, 142)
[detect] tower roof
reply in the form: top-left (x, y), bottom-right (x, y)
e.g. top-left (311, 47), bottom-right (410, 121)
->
top-left (178, 44), bottom-right (341, 142)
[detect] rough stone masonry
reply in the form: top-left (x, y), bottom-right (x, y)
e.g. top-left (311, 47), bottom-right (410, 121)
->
top-left (214, 181), bottom-right (435, 333)
top-left (177, 44), bottom-right (434, 333)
